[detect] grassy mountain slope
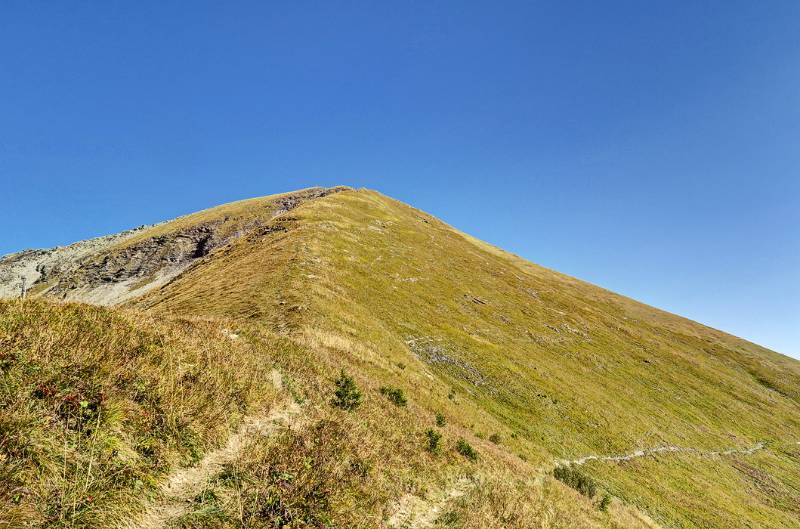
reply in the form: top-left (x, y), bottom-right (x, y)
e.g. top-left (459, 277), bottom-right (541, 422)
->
top-left (1, 302), bottom-right (651, 529)
top-left (0, 187), bottom-right (345, 306)
top-left (0, 301), bottom-right (282, 527)
top-left (2, 187), bottom-right (799, 528)
top-left (289, 190), bottom-right (800, 529)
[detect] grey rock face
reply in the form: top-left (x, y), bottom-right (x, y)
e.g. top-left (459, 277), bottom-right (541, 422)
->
top-left (0, 186), bottom-right (345, 306)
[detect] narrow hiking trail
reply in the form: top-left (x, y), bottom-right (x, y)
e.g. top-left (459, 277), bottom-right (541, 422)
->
top-left (386, 440), bottom-right (775, 529)
top-left (554, 441), bottom-right (767, 467)
top-left (121, 371), bottom-right (301, 529)
top-left (119, 355), bottom-right (786, 529)
top-left (386, 477), bottom-right (473, 529)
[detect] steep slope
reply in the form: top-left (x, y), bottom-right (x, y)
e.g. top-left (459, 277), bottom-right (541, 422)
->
top-left (295, 191), bottom-right (800, 529)
top-left (2, 187), bottom-right (798, 529)
top-left (0, 301), bottom-right (286, 527)
top-left (135, 189), bottom-right (800, 528)
top-left (0, 187), bottom-right (345, 305)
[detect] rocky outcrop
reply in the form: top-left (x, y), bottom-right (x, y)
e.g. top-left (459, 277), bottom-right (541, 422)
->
top-left (0, 225), bottom-right (154, 301)
top-left (0, 186), bottom-right (346, 305)
top-left (43, 222), bottom-right (227, 304)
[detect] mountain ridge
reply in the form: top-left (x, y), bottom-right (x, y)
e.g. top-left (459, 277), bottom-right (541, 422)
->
top-left (0, 186), bottom-right (349, 305)
top-left (0, 185), bottom-right (788, 361)
top-left (1, 186), bottom-right (798, 529)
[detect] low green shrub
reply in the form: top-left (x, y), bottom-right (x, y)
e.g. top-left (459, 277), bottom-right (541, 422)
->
top-left (435, 412), bottom-right (446, 427)
top-left (553, 465), bottom-right (597, 498)
top-left (332, 370), bottom-right (362, 411)
top-left (379, 386), bottom-right (407, 407)
top-left (456, 438), bottom-right (478, 462)
top-left (425, 429), bottom-right (442, 455)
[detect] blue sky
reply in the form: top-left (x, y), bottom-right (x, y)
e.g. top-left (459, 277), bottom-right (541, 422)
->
top-left (1, 2), bottom-right (798, 358)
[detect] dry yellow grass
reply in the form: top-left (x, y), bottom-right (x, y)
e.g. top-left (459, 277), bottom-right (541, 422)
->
top-left (0, 300), bottom-right (282, 527)
top-left (4, 187), bottom-right (799, 528)
top-left (113, 187), bottom-right (348, 250)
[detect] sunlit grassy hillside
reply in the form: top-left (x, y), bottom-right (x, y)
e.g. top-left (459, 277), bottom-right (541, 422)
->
top-left (293, 190), bottom-right (800, 529)
top-left (3, 187), bottom-right (798, 529)
top-left (139, 188), bottom-right (800, 528)
top-left (1, 301), bottom-right (656, 529)
top-left (0, 301), bottom-right (282, 526)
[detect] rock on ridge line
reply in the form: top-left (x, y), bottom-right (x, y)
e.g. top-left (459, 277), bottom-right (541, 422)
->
top-left (0, 186), bottom-right (345, 305)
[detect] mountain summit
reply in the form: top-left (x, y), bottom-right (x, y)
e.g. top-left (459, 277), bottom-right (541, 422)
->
top-left (2, 187), bottom-right (798, 529)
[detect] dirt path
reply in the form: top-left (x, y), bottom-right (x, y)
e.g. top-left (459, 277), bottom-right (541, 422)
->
top-left (121, 371), bottom-right (301, 529)
top-left (386, 477), bottom-right (473, 529)
top-left (554, 441), bottom-right (767, 468)
top-left (383, 440), bottom-right (770, 528)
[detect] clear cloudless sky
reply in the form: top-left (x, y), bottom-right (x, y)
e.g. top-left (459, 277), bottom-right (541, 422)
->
top-left (1, 1), bottom-right (798, 358)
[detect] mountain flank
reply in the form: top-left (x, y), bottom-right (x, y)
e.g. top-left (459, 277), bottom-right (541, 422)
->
top-left (1, 187), bottom-right (798, 529)
top-left (0, 187), bottom-right (346, 305)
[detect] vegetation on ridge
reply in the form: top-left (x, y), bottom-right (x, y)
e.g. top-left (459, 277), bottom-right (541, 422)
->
top-left (245, 188), bottom-right (799, 529)
top-left (2, 187), bottom-right (799, 528)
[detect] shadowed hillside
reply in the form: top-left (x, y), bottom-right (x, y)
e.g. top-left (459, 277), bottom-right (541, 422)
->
top-left (1, 187), bottom-right (798, 529)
